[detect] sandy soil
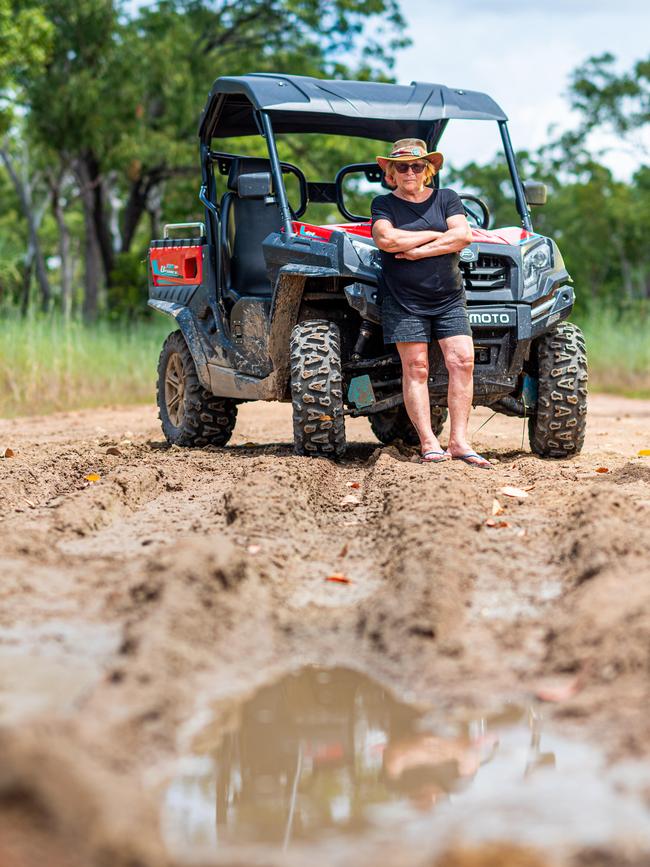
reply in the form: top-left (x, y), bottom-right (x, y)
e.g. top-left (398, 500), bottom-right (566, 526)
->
top-left (0, 395), bottom-right (649, 867)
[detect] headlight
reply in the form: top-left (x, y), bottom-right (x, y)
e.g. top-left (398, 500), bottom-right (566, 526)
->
top-left (523, 240), bottom-right (553, 289)
top-left (351, 239), bottom-right (380, 270)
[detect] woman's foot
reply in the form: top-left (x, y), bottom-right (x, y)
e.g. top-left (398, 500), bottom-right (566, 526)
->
top-left (421, 449), bottom-right (450, 463)
top-left (445, 439), bottom-right (493, 469)
top-left (447, 450), bottom-right (493, 469)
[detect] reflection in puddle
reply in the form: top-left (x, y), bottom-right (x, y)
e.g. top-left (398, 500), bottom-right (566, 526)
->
top-left (162, 667), bottom-right (579, 854)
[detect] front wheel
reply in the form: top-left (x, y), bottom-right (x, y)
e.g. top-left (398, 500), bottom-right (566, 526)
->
top-left (528, 322), bottom-right (588, 458)
top-left (370, 404), bottom-right (447, 446)
top-left (290, 320), bottom-right (346, 458)
top-left (157, 330), bottom-right (238, 447)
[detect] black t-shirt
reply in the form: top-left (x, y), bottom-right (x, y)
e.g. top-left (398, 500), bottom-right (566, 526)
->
top-left (370, 188), bottom-right (466, 316)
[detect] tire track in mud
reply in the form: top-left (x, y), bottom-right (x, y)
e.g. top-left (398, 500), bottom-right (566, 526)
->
top-left (1, 401), bottom-right (650, 867)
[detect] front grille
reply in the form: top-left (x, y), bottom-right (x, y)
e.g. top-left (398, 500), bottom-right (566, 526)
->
top-left (461, 254), bottom-right (509, 290)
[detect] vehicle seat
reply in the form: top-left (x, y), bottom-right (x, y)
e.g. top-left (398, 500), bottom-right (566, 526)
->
top-left (220, 157), bottom-right (282, 301)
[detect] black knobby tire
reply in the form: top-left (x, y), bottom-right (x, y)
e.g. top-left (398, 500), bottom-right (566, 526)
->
top-left (290, 320), bottom-right (346, 457)
top-left (157, 330), bottom-right (237, 447)
top-left (528, 322), bottom-right (588, 458)
top-left (370, 404), bottom-right (447, 446)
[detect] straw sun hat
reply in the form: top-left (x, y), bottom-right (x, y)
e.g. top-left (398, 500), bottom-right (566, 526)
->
top-left (376, 138), bottom-right (444, 173)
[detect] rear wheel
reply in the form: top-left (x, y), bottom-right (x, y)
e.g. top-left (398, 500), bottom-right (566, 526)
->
top-left (290, 320), bottom-right (346, 458)
top-left (528, 322), bottom-right (588, 458)
top-left (369, 404), bottom-right (447, 446)
top-left (157, 330), bottom-right (237, 447)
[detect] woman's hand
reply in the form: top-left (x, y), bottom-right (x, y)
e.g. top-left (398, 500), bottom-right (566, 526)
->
top-left (395, 248), bottom-right (423, 260)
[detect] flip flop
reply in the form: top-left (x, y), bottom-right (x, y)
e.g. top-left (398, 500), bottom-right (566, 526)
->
top-left (451, 451), bottom-right (493, 469)
top-left (421, 450), bottom-right (450, 463)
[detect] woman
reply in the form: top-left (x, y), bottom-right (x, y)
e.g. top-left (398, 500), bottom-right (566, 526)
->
top-left (371, 138), bottom-right (492, 468)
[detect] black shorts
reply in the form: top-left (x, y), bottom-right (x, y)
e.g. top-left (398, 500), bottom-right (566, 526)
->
top-left (381, 291), bottom-right (473, 344)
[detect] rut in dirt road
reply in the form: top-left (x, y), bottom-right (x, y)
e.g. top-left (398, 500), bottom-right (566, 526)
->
top-left (0, 399), bottom-right (649, 866)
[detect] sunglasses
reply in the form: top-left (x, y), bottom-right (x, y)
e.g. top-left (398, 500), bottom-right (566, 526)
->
top-left (394, 161), bottom-right (428, 174)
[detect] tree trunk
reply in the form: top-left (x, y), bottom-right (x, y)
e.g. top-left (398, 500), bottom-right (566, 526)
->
top-left (77, 150), bottom-right (115, 286)
top-left (21, 253), bottom-right (33, 317)
top-left (51, 175), bottom-right (74, 319)
top-left (121, 177), bottom-right (149, 253)
top-left (148, 182), bottom-right (164, 241)
top-left (75, 157), bottom-right (103, 320)
top-left (0, 146), bottom-right (52, 312)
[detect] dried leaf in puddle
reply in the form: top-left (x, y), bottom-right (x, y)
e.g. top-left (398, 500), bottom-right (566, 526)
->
top-left (485, 518), bottom-right (511, 529)
top-left (340, 494), bottom-right (360, 506)
top-left (498, 486), bottom-right (529, 499)
top-left (534, 676), bottom-right (581, 703)
top-left (326, 573), bottom-right (351, 584)
top-left (0, 447), bottom-right (15, 458)
top-left (84, 473), bottom-right (101, 483)
top-left (491, 498), bottom-right (504, 516)
top-left (638, 449), bottom-right (650, 457)
top-left (594, 467), bottom-right (609, 474)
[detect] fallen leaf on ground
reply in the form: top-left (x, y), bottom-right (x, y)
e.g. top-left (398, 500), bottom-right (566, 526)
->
top-left (498, 486), bottom-right (529, 499)
top-left (84, 473), bottom-right (101, 483)
top-left (326, 573), bottom-right (351, 584)
top-left (242, 442), bottom-right (259, 448)
top-left (318, 415), bottom-right (332, 421)
top-left (595, 467), bottom-right (609, 474)
top-left (485, 518), bottom-right (511, 528)
top-left (638, 449), bottom-right (650, 457)
top-left (338, 543), bottom-right (349, 558)
top-left (340, 494), bottom-right (360, 506)
top-left (247, 544), bottom-right (261, 555)
top-left (0, 447), bottom-right (15, 458)
top-left (346, 481), bottom-right (361, 489)
top-left (106, 447), bottom-right (121, 456)
top-left (534, 676), bottom-right (582, 703)
top-left (491, 498), bottom-right (504, 516)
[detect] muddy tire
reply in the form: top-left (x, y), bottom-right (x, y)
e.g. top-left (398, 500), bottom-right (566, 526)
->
top-left (528, 322), bottom-right (588, 458)
top-left (157, 330), bottom-right (237, 447)
top-left (370, 404), bottom-right (447, 446)
top-left (290, 320), bottom-right (346, 458)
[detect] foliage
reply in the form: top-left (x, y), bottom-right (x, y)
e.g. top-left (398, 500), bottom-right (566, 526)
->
top-left (575, 303), bottom-right (650, 399)
top-left (0, 311), bottom-right (170, 416)
top-left (0, 5), bottom-right (648, 399)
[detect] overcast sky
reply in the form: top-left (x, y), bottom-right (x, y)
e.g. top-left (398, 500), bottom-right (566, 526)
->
top-left (393, 0), bottom-right (650, 178)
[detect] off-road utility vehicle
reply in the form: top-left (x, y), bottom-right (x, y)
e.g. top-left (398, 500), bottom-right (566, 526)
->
top-left (148, 74), bottom-right (587, 458)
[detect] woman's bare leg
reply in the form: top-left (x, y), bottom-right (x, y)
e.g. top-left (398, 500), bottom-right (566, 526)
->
top-left (438, 334), bottom-right (475, 456)
top-left (396, 341), bottom-right (441, 454)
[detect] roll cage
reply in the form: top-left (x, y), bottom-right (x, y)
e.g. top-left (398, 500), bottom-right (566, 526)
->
top-left (197, 74), bottom-right (534, 290)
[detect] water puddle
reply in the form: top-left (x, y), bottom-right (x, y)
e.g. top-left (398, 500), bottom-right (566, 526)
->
top-left (162, 666), bottom-right (650, 863)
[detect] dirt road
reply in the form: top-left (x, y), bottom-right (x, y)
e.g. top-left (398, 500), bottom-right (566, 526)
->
top-left (1, 395), bottom-right (649, 867)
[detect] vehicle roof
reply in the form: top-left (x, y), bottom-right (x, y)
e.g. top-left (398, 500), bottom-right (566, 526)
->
top-left (199, 73), bottom-right (508, 142)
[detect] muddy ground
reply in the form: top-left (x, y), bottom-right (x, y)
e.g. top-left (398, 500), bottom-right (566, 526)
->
top-left (0, 395), bottom-right (649, 867)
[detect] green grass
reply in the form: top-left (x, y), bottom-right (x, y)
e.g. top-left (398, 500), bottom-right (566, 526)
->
top-left (0, 314), bottom-right (171, 417)
top-left (575, 307), bottom-right (650, 399)
top-left (0, 306), bottom-right (648, 418)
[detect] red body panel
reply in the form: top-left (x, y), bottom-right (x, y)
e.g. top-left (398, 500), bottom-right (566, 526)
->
top-left (292, 220), bottom-right (535, 246)
top-left (150, 245), bottom-right (203, 287)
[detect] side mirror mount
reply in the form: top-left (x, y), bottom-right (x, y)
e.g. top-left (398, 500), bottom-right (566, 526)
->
top-left (524, 179), bottom-right (547, 206)
top-left (238, 172), bottom-right (273, 200)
